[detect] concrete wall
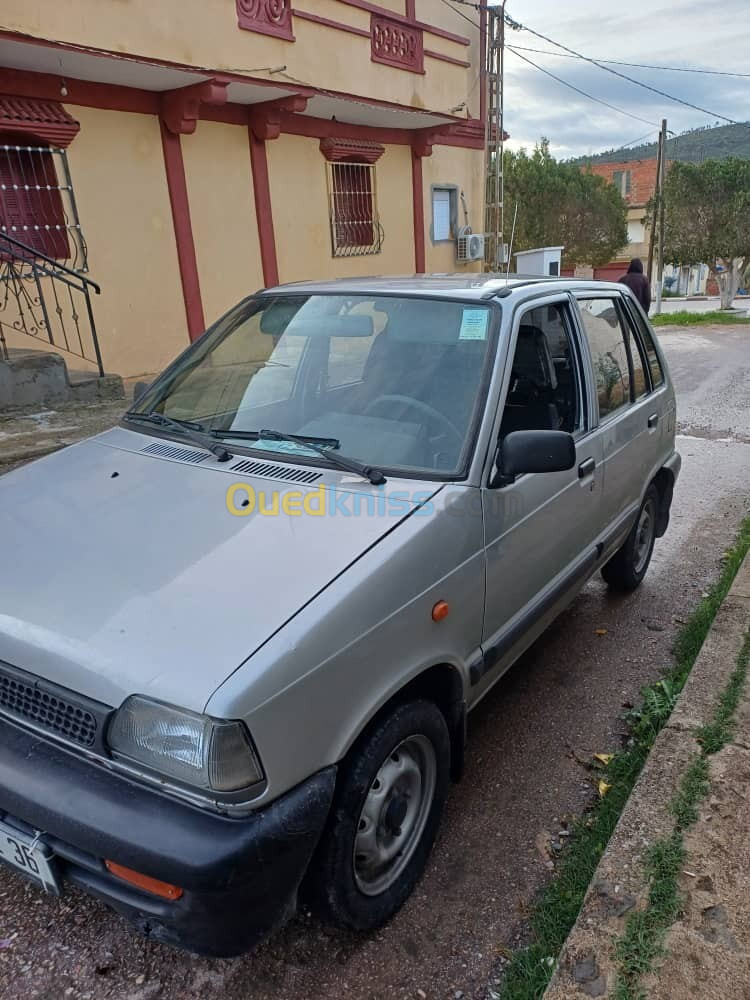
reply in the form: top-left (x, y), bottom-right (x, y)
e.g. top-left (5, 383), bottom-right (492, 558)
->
top-left (3, 0), bottom-right (475, 115)
top-left (423, 143), bottom-right (484, 273)
top-left (2, 106), bottom-right (189, 378)
top-left (267, 134), bottom-right (416, 281)
top-left (182, 121), bottom-right (264, 326)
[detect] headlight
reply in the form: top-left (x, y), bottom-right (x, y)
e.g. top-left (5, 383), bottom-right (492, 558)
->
top-left (107, 696), bottom-right (264, 794)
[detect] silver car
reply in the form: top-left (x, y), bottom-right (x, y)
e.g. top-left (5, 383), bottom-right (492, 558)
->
top-left (0, 275), bottom-right (679, 955)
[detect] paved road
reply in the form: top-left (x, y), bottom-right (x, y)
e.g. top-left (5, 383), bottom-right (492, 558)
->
top-left (1, 325), bottom-right (749, 1000)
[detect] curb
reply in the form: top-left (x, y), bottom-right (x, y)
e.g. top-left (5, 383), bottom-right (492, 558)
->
top-left (543, 552), bottom-right (750, 999)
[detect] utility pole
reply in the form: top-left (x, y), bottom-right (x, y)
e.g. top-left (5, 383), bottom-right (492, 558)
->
top-left (655, 118), bottom-right (668, 315)
top-left (484, 1), bottom-right (506, 271)
top-left (646, 128), bottom-right (662, 285)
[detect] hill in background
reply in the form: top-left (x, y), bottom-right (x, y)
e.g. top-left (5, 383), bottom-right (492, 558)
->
top-left (569, 121), bottom-right (750, 165)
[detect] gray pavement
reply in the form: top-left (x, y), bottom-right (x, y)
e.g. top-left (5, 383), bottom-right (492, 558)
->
top-left (0, 325), bottom-right (749, 1000)
top-left (657, 295), bottom-right (750, 316)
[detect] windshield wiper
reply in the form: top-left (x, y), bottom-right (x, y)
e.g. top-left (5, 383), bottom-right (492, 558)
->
top-left (212, 427), bottom-right (386, 485)
top-left (124, 410), bottom-right (234, 463)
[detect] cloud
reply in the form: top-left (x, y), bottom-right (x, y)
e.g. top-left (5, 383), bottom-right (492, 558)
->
top-left (500, 0), bottom-right (750, 157)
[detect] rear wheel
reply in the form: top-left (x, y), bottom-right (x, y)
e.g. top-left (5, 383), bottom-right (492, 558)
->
top-left (305, 700), bottom-right (450, 930)
top-left (602, 484), bottom-right (659, 591)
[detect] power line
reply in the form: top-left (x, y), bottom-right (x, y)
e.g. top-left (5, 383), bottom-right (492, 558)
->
top-left (507, 43), bottom-right (750, 80)
top-left (436, 0), bottom-right (481, 31)
top-left (504, 9), bottom-right (750, 129)
top-left (506, 46), bottom-right (658, 128)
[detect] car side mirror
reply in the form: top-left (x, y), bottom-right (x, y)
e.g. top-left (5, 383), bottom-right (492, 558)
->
top-left (489, 430), bottom-right (576, 488)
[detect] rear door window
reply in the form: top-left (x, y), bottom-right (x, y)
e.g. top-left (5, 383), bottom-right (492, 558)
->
top-left (618, 301), bottom-right (649, 400)
top-left (626, 303), bottom-right (665, 388)
top-left (577, 298), bottom-right (632, 421)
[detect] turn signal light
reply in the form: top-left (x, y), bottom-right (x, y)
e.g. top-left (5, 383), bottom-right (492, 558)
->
top-left (105, 860), bottom-right (183, 900)
top-left (432, 600), bottom-right (450, 622)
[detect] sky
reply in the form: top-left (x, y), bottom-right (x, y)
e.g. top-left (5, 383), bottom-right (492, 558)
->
top-left (495, 0), bottom-right (750, 159)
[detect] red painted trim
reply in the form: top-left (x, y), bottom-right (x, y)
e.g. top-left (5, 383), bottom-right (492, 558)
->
top-left (292, 9), bottom-right (370, 37)
top-left (0, 55), bottom-right (484, 151)
top-left (236, 0), bottom-right (294, 40)
top-left (0, 32), bottom-right (468, 126)
top-left (320, 136), bottom-right (385, 162)
top-left (0, 66), bottom-right (159, 114)
top-left (424, 49), bottom-right (471, 68)
top-left (248, 129), bottom-right (279, 287)
top-left (411, 148), bottom-right (425, 273)
top-left (159, 120), bottom-right (205, 341)
top-left (202, 103), bottom-right (251, 126)
top-left (335, 0), bottom-right (471, 45)
top-left (371, 13), bottom-right (425, 74)
top-left (405, 0), bottom-right (416, 18)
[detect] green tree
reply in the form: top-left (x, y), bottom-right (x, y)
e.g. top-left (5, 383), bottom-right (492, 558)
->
top-left (658, 157), bottom-right (750, 309)
top-left (501, 140), bottom-right (628, 269)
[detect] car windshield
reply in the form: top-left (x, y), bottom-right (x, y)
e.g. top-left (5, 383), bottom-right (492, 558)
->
top-left (129, 293), bottom-right (498, 477)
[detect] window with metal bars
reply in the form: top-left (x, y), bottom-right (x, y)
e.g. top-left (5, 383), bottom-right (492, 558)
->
top-left (326, 161), bottom-right (383, 257)
top-left (0, 139), bottom-right (87, 269)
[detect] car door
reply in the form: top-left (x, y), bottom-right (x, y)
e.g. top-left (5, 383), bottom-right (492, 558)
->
top-left (574, 292), bottom-right (666, 547)
top-left (476, 295), bottom-right (604, 697)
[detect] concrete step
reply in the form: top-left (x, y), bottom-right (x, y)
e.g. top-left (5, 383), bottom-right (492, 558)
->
top-left (0, 350), bottom-right (124, 410)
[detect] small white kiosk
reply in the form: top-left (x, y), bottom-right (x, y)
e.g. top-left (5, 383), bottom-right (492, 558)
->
top-left (514, 246), bottom-right (564, 277)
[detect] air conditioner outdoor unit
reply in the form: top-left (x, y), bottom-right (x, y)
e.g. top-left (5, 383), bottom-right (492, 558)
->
top-left (456, 227), bottom-right (485, 263)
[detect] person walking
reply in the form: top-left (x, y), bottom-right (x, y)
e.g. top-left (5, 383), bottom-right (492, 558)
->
top-left (619, 258), bottom-right (651, 313)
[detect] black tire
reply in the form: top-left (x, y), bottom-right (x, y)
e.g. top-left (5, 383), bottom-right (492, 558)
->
top-left (602, 483), bottom-right (659, 591)
top-left (304, 699), bottom-right (450, 931)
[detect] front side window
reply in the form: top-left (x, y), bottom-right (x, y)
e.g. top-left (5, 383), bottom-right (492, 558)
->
top-left (132, 294), bottom-right (498, 478)
top-left (578, 297), bottom-right (633, 420)
top-left (327, 162), bottom-right (382, 257)
top-left (500, 301), bottom-right (583, 438)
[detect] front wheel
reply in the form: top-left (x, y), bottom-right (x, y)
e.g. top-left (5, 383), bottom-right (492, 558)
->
top-left (305, 700), bottom-right (450, 931)
top-left (602, 483), bottom-right (659, 591)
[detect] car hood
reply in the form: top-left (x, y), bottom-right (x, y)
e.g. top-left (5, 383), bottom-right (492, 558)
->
top-left (0, 428), bottom-right (437, 712)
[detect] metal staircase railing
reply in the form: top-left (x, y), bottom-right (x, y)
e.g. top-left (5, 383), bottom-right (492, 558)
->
top-left (0, 230), bottom-right (104, 376)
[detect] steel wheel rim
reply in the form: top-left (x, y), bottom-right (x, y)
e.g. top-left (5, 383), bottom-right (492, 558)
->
top-left (353, 734), bottom-right (437, 896)
top-left (634, 498), bottom-right (656, 574)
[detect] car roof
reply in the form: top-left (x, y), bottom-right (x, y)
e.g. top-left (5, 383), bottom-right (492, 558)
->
top-left (259, 273), bottom-right (628, 301)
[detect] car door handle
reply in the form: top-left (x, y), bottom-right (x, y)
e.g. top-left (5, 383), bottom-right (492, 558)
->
top-left (648, 413), bottom-right (659, 429)
top-left (578, 457), bottom-right (596, 478)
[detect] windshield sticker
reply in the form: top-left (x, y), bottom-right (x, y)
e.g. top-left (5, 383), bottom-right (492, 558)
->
top-left (458, 309), bottom-right (489, 341)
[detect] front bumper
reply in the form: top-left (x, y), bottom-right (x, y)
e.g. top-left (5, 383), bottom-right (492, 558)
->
top-left (0, 719), bottom-right (335, 956)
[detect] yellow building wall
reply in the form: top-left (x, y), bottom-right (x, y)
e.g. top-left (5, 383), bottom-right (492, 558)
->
top-left (4, 0), bottom-right (475, 119)
top-left (422, 144), bottom-right (484, 273)
top-left (267, 135), bottom-right (415, 282)
top-left (63, 106), bottom-right (188, 377)
top-left (181, 121), bottom-right (263, 327)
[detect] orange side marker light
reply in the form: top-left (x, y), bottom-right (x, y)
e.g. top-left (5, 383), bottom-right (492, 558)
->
top-left (432, 600), bottom-right (450, 622)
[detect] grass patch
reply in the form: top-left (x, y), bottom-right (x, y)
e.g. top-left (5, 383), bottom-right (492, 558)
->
top-left (493, 515), bottom-right (750, 1000)
top-left (613, 630), bottom-right (750, 999)
top-left (651, 310), bottom-right (750, 327)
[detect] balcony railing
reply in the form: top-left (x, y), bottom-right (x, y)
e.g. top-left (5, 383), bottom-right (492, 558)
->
top-left (0, 231), bottom-right (104, 376)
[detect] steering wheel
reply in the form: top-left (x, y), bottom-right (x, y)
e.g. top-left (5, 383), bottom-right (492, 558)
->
top-left (363, 394), bottom-right (464, 451)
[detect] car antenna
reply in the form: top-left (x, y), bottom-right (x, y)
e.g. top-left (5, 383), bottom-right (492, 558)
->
top-left (505, 201), bottom-right (518, 284)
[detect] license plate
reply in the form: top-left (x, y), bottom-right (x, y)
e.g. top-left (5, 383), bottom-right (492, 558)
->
top-left (0, 819), bottom-right (59, 894)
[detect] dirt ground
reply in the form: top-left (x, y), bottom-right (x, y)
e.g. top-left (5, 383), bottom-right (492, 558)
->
top-left (0, 325), bottom-right (749, 1000)
top-left (644, 742), bottom-right (750, 1000)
